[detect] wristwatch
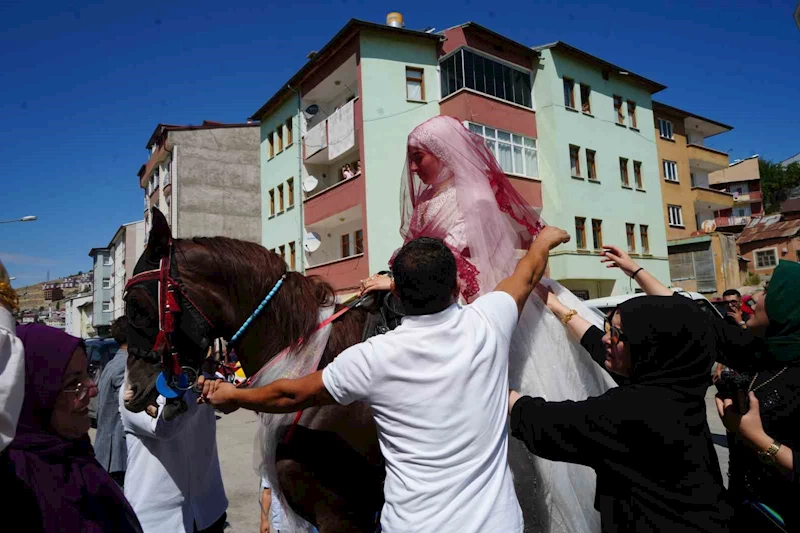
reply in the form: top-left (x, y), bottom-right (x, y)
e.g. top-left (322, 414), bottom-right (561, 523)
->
top-left (758, 441), bottom-right (781, 465)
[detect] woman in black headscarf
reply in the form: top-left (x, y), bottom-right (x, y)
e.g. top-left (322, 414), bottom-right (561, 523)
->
top-left (713, 260), bottom-right (800, 531)
top-left (510, 289), bottom-right (734, 533)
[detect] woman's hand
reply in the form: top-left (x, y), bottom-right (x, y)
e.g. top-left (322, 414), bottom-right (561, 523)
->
top-left (360, 274), bottom-right (393, 296)
top-left (715, 391), bottom-right (768, 446)
top-left (534, 284), bottom-right (569, 317)
top-left (600, 245), bottom-right (640, 278)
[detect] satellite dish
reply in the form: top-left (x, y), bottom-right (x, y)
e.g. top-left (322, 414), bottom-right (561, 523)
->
top-left (701, 219), bottom-right (717, 233)
top-left (302, 176), bottom-right (319, 193)
top-left (304, 231), bottom-right (322, 252)
top-left (303, 104), bottom-right (320, 119)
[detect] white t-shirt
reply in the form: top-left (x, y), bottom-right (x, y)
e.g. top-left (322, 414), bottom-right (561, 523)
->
top-left (322, 291), bottom-right (523, 533)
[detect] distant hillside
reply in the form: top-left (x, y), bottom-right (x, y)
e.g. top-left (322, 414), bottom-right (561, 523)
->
top-left (15, 275), bottom-right (85, 312)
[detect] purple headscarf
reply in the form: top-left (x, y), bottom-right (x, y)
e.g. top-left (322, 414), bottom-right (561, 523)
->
top-left (8, 324), bottom-right (141, 533)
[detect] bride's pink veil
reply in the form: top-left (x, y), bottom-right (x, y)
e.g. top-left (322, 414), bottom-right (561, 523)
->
top-left (398, 115), bottom-right (545, 298)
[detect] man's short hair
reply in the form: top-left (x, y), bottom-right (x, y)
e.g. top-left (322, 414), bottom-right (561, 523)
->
top-left (111, 316), bottom-right (129, 345)
top-left (722, 289), bottom-right (742, 299)
top-left (392, 237), bottom-right (457, 316)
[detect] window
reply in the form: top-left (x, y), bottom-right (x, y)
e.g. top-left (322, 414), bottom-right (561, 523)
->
top-left (580, 84), bottom-right (591, 114)
top-left (668, 204), bottom-right (684, 227)
top-left (640, 225), bottom-right (650, 254)
top-left (102, 301), bottom-right (111, 312)
top-left (406, 67), bottom-right (425, 101)
top-left (277, 184), bottom-right (284, 212)
top-left (627, 100), bottom-right (637, 129)
top-left (755, 249), bottom-right (778, 269)
top-left (619, 158), bottom-right (630, 187)
top-left (591, 219), bottom-right (603, 249)
top-left (268, 131), bottom-right (274, 158)
top-left (440, 49), bottom-right (532, 108)
top-left (468, 123), bottom-right (538, 178)
top-left (341, 233), bottom-right (351, 258)
top-left (626, 223), bottom-right (636, 253)
top-left (586, 150), bottom-right (597, 181)
top-left (658, 119), bottom-right (674, 139)
top-left (575, 217), bottom-right (586, 249)
top-left (569, 145), bottom-right (581, 177)
top-left (102, 278), bottom-right (111, 289)
top-left (276, 126), bottom-right (283, 154)
top-left (633, 161), bottom-right (643, 189)
top-left (289, 242), bottom-right (296, 270)
top-left (103, 255), bottom-right (112, 266)
top-left (354, 229), bottom-right (364, 254)
top-left (269, 189), bottom-right (275, 216)
top-left (663, 160), bottom-right (679, 182)
top-left (614, 95), bottom-right (625, 125)
top-left (287, 178), bottom-right (294, 208)
top-left (563, 78), bottom-right (575, 109)
top-left (278, 245), bottom-right (286, 263)
top-left (285, 118), bottom-right (293, 146)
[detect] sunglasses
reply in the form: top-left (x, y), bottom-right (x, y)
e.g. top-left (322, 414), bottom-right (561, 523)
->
top-left (604, 316), bottom-right (627, 345)
top-left (62, 379), bottom-right (97, 402)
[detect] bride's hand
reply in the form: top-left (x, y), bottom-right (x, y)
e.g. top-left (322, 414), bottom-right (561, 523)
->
top-left (601, 245), bottom-right (640, 277)
top-left (360, 274), bottom-right (393, 296)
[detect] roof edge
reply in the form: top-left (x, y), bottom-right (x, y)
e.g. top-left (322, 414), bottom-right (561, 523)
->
top-left (652, 101), bottom-right (733, 133)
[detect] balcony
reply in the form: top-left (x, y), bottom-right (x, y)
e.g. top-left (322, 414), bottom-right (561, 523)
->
top-left (144, 196), bottom-right (149, 212)
top-left (304, 172), bottom-right (365, 226)
top-left (303, 98), bottom-right (359, 166)
top-left (733, 190), bottom-right (762, 203)
top-left (687, 144), bottom-right (729, 172)
top-left (715, 215), bottom-right (751, 228)
top-left (692, 187), bottom-right (734, 211)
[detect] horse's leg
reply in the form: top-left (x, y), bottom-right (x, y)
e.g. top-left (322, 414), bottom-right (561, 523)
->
top-left (276, 459), bottom-right (369, 533)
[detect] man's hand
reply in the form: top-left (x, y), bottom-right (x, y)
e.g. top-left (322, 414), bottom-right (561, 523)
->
top-left (715, 391), bottom-right (767, 446)
top-left (197, 376), bottom-right (239, 414)
top-left (727, 309), bottom-right (744, 326)
top-left (536, 226), bottom-right (570, 251)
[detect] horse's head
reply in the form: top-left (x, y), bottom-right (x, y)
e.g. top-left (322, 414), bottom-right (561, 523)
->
top-left (124, 207), bottom-right (335, 418)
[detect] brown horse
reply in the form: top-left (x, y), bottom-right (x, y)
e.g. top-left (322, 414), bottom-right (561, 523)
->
top-left (124, 209), bottom-right (386, 532)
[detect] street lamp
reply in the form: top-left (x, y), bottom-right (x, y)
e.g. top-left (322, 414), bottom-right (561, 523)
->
top-left (0, 215), bottom-right (37, 224)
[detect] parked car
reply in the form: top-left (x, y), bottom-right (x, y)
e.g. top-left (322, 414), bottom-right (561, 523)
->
top-left (583, 290), bottom-right (724, 321)
top-left (85, 337), bottom-right (120, 422)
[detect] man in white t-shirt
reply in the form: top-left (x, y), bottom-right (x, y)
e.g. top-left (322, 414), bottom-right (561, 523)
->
top-left (199, 227), bottom-right (570, 533)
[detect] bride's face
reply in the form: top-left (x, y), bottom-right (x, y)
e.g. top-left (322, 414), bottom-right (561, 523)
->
top-left (408, 147), bottom-right (443, 185)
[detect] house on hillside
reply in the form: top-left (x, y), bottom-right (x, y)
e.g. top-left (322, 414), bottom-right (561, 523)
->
top-left (737, 215), bottom-right (800, 279)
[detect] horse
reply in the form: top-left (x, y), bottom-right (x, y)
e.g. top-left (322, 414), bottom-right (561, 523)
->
top-left (124, 208), bottom-right (392, 533)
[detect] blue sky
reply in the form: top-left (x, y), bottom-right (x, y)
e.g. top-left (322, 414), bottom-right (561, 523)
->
top-left (2, 0), bottom-right (798, 287)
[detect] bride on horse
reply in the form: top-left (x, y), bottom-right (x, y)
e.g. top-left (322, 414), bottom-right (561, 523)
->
top-left (360, 115), bottom-right (616, 533)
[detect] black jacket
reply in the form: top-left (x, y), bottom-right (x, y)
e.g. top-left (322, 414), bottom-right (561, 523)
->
top-left (511, 296), bottom-right (734, 533)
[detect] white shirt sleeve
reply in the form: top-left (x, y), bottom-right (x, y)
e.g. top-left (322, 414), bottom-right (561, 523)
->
top-left (119, 386), bottom-right (206, 440)
top-left (470, 291), bottom-right (520, 342)
top-left (0, 306), bottom-right (24, 452)
top-left (321, 342), bottom-right (375, 406)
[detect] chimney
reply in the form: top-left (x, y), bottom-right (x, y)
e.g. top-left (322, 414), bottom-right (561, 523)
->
top-left (386, 12), bottom-right (404, 28)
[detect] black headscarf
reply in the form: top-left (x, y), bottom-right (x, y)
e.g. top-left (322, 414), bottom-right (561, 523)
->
top-left (615, 295), bottom-right (715, 397)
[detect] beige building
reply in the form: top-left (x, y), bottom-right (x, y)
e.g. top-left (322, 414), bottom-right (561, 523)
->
top-left (708, 155), bottom-right (764, 231)
top-left (652, 102), bottom-right (743, 297)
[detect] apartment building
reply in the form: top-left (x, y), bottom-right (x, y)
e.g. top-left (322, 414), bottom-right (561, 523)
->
top-left (139, 121), bottom-right (261, 243)
top-left (532, 42), bottom-right (671, 299)
top-left (708, 155), bottom-right (764, 231)
top-left (108, 220), bottom-right (145, 319)
top-left (88, 247), bottom-right (113, 335)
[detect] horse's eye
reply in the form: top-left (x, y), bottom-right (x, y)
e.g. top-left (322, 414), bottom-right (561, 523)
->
top-left (128, 299), bottom-right (153, 329)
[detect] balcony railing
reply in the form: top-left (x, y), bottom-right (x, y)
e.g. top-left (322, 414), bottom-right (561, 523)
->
top-left (303, 98), bottom-right (357, 164)
top-left (714, 215), bottom-right (751, 227)
top-left (687, 143), bottom-right (729, 171)
top-left (733, 190), bottom-right (761, 203)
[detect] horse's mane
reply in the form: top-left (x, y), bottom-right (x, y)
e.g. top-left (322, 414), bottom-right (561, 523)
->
top-left (176, 236), bottom-right (337, 372)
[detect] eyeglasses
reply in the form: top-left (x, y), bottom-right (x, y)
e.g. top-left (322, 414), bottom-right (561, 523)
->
top-left (62, 379), bottom-right (97, 402)
top-left (604, 316), bottom-right (627, 346)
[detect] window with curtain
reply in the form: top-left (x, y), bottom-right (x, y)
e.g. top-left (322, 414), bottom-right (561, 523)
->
top-left (570, 145), bottom-right (581, 177)
top-left (591, 219), bottom-right (603, 249)
top-left (614, 96), bottom-right (625, 124)
top-left (587, 150), bottom-right (597, 181)
top-left (626, 223), bottom-right (636, 252)
top-left (627, 101), bottom-right (637, 128)
top-left (633, 161), bottom-right (643, 189)
top-left (287, 178), bottom-right (294, 208)
top-left (289, 242), bottom-right (296, 270)
top-left (406, 67), bottom-right (424, 101)
top-left (468, 122), bottom-right (538, 178)
top-left (658, 119), bottom-right (674, 139)
top-left (355, 229), bottom-right (364, 254)
top-left (640, 225), bottom-right (649, 254)
top-left (285, 118), bottom-right (293, 146)
top-left (440, 49), bottom-right (532, 108)
top-left (563, 78), bottom-right (575, 109)
top-left (575, 217), bottom-right (586, 249)
top-left (580, 84), bottom-right (591, 114)
top-left (269, 189), bottom-right (275, 216)
top-left (277, 184), bottom-right (284, 212)
top-left (619, 158), bottom-right (630, 187)
top-left (341, 234), bottom-right (351, 258)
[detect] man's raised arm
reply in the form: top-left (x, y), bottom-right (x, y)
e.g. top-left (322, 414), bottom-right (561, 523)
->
top-left (495, 226), bottom-right (570, 314)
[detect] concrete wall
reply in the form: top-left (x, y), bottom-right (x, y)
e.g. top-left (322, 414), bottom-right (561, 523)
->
top-left (65, 294), bottom-right (92, 338)
top-left (534, 48), bottom-right (670, 297)
top-left (112, 236), bottom-right (126, 319)
top-left (91, 251), bottom-right (113, 329)
top-left (709, 157), bottom-right (760, 186)
top-left (125, 221), bottom-right (145, 280)
top-left (260, 97), bottom-right (302, 269)
top-left (359, 30), bottom-right (441, 274)
top-left (172, 126), bottom-right (261, 243)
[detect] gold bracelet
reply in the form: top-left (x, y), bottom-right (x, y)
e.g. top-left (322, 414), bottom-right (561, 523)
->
top-left (561, 309), bottom-right (578, 324)
top-left (0, 281), bottom-right (19, 311)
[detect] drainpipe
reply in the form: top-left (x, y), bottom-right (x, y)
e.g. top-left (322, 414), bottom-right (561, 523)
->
top-left (287, 83), bottom-right (304, 273)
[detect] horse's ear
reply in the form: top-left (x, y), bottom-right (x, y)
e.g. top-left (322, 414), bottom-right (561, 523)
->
top-left (149, 208), bottom-right (172, 258)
